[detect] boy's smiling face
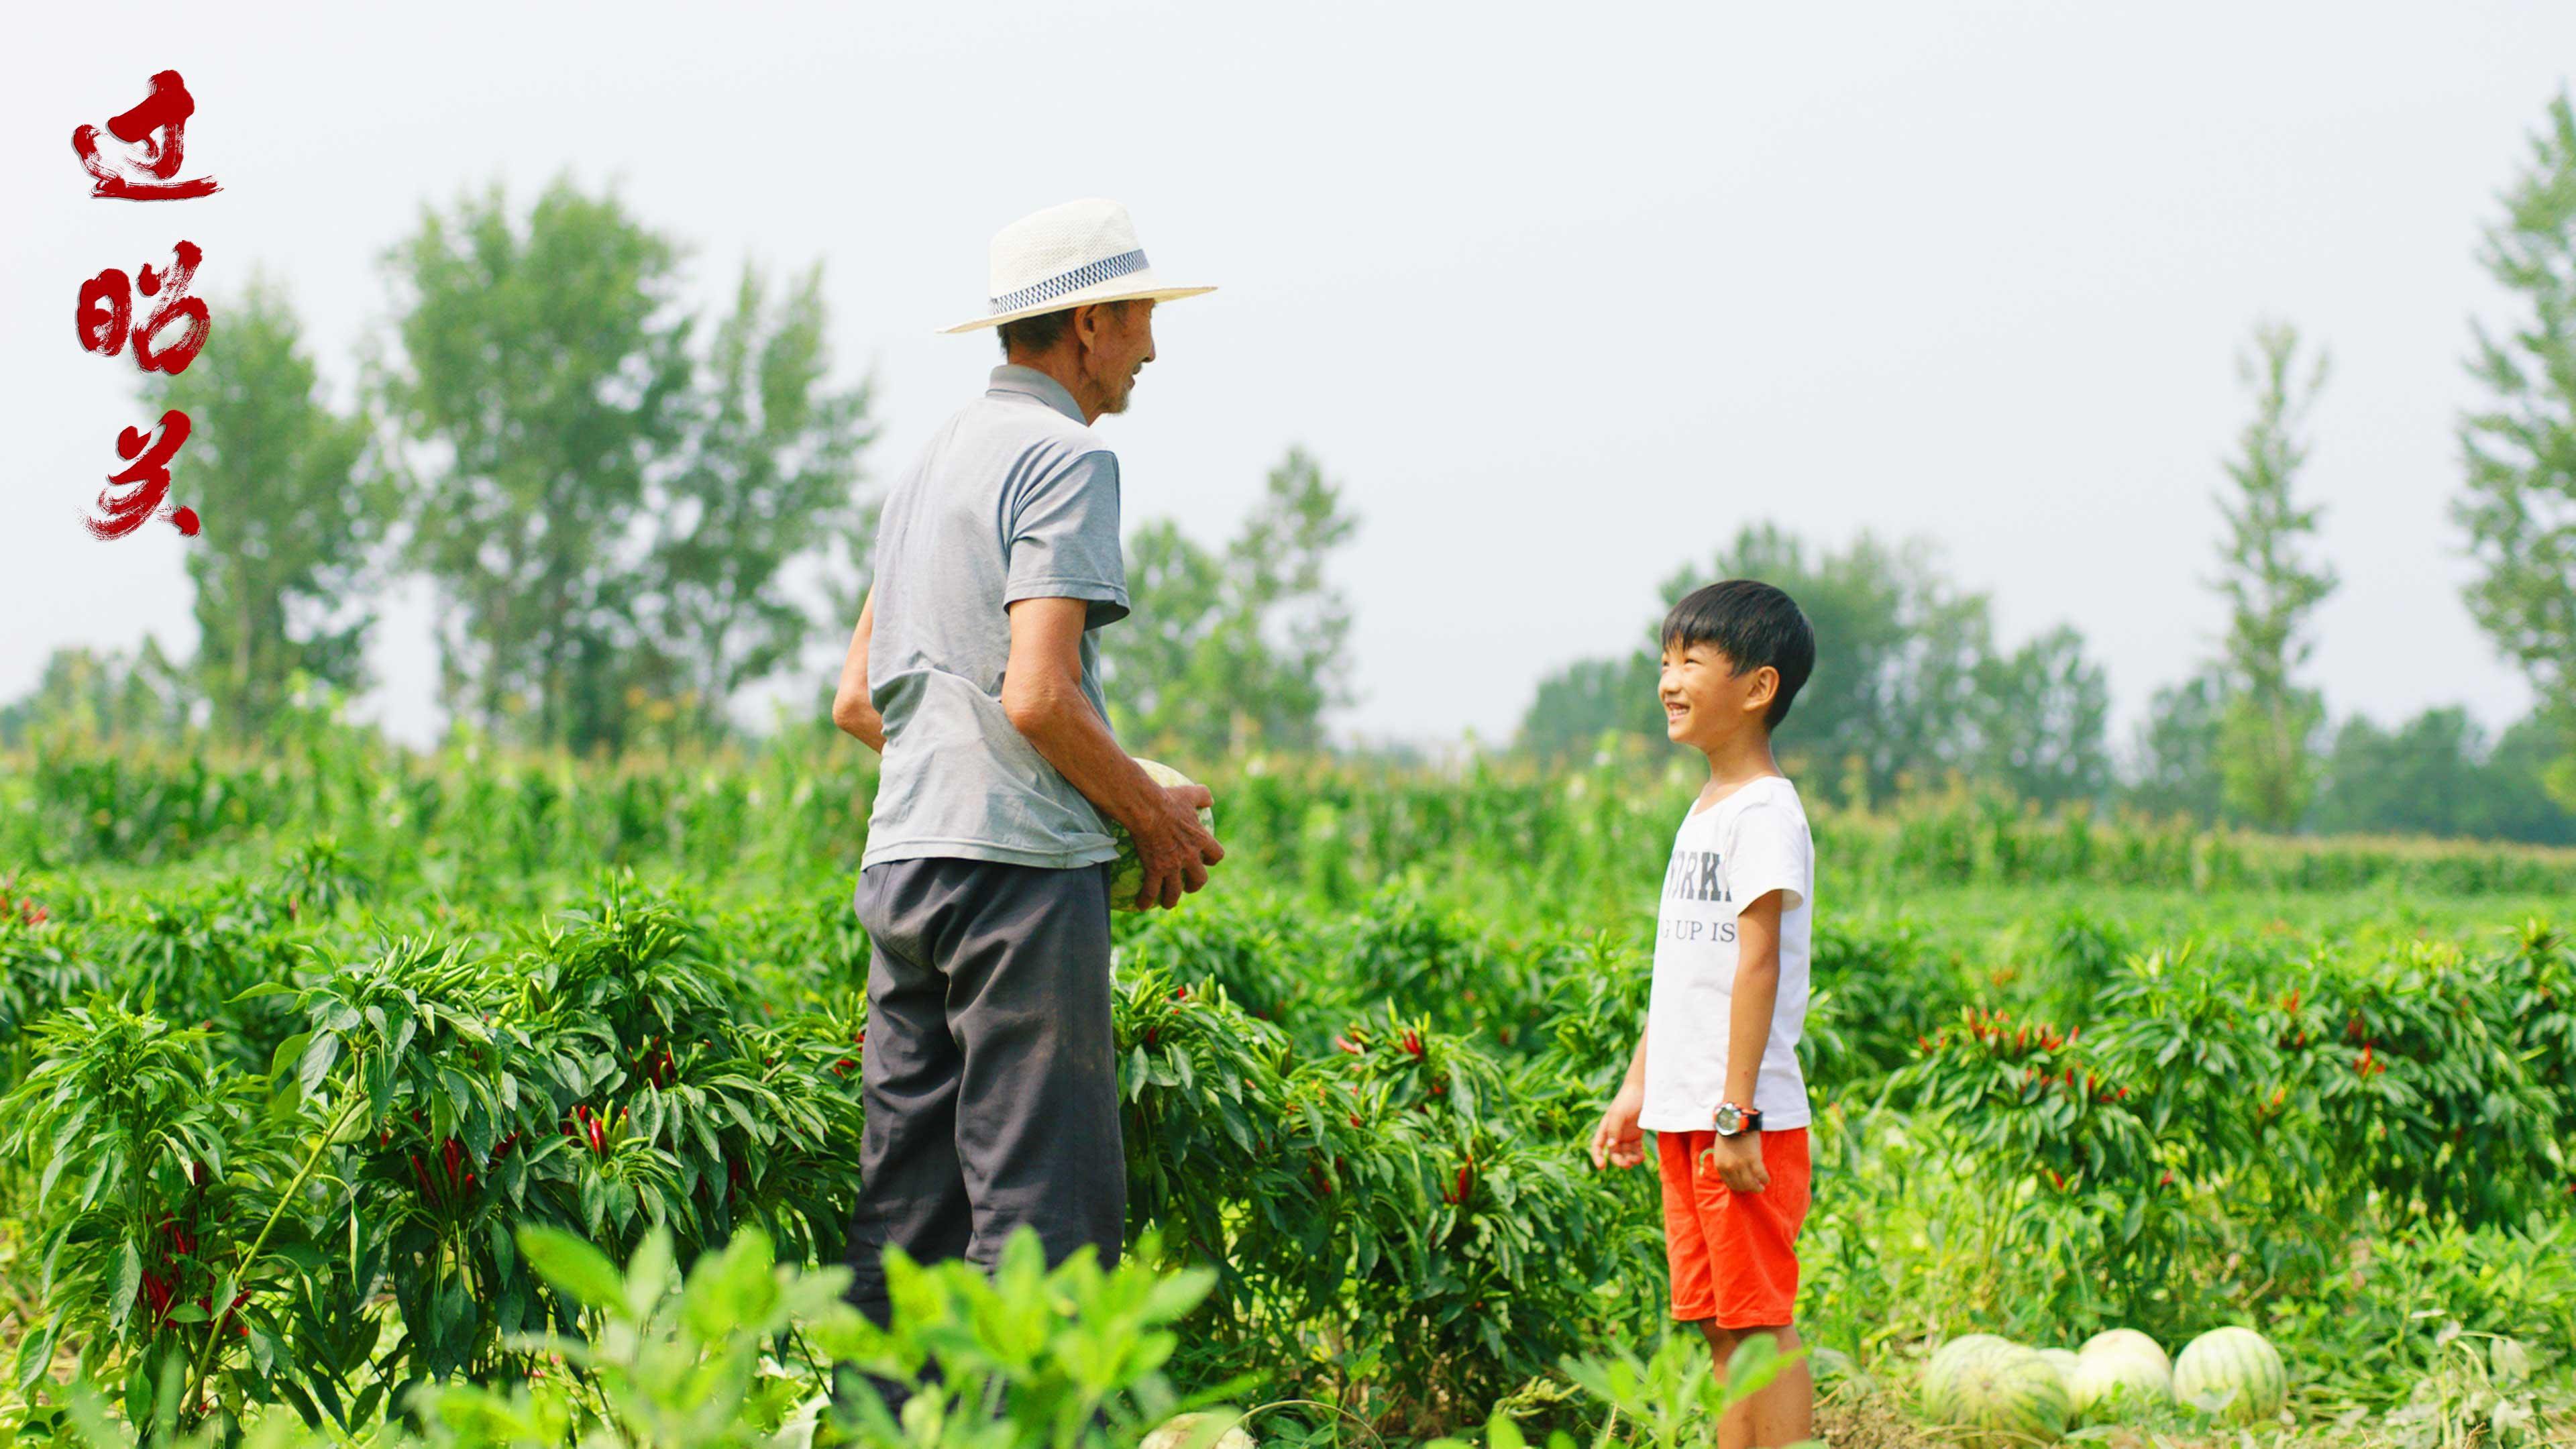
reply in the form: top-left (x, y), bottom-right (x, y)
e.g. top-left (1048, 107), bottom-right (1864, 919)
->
top-left (1658, 639), bottom-right (1779, 753)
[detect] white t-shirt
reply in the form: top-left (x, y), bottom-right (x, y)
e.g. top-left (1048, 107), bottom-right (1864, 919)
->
top-left (1639, 775), bottom-right (1815, 1133)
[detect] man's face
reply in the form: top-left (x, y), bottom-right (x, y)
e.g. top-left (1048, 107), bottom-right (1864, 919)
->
top-left (1081, 300), bottom-right (1157, 415)
top-left (1658, 639), bottom-right (1774, 751)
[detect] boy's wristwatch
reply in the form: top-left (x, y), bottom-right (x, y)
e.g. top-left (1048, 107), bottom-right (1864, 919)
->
top-left (1713, 1102), bottom-right (1762, 1138)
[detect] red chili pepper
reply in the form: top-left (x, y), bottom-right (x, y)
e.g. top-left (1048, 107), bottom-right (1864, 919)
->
top-left (2047, 1168), bottom-right (2065, 1190)
top-left (1402, 1029), bottom-right (1424, 1059)
top-left (1333, 1035), bottom-right (1363, 1055)
top-left (1144, 1027), bottom-right (1159, 1047)
top-left (411, 1152), bottom-right (433, 1198)
top-left (586, 1116), bottom-right (606, 1155)
top-left (2159, 1169), bottom-right (2175, 1186)
top-left (833, 1057), bottom-right (855, 1075)
top-left (442, 1137), bottom-right (462, 1186)
top-left (1175, 984), bottom-right (1189, 1000)
top-left (1349, 1113), bottom-right (1362, 1128)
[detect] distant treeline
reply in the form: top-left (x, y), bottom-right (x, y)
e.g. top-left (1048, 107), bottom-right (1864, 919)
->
top-left (10, 97), bottom-right (2576, 849)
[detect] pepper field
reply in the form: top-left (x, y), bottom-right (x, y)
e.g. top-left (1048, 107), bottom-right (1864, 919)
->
top-left (1, 720), bottom-right (2571, 1448)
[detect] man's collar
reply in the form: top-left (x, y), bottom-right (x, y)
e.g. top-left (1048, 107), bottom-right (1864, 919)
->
top-left (988, 364), bottom-right (1086, 424)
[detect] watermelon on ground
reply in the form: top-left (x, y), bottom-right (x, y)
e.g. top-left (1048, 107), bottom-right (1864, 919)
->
top-left (1105, 759), bottom-right (1216, 912)
top-left (1939, 1342), bottom-right (2073, 1446)
top-left (1139, 1414), bottom-right (1255, 1449)
top-left (2071, 1330), bottom-right (2172, 1419)
top-left (2078, 1328), bottom-right (2172, 1377)
top-left (1921, 1334), bottom-right (2016, 1421)
top-left (2036, 1347), bottom-right (2081, 1395)
top-left (2172, 1326), bottom-right (2287, 1424)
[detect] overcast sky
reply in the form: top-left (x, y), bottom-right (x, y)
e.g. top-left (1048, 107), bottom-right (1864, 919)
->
top-left (5, 2), bottom-right (2569, 753)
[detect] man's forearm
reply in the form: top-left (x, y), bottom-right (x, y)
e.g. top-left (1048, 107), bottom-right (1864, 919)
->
top-left (1005, 679), bottom-right (1164, 833)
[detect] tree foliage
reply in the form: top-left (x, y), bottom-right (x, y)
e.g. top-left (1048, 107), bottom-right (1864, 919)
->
top-left (1517, 523), bottom-right (2106, 809)
top-left (2308, 707), bottom-right (2576, 845)
top-left (2211, 320), bottom-right (2336, 830)
top-left (641, 262), bottom-right (875, 745)
top-left (372, 174), bottom-right (698, 754)
top-left (144, 273), bottom-right (389, 742)
top-left (0, 640), bottom-right (194, 750)
top-left (1100, 448), bottom-right (1356, 759)
top-left (370, 175), bottom-right (872, 753)
top-left (2457, 90), bottom-right (2576, 808)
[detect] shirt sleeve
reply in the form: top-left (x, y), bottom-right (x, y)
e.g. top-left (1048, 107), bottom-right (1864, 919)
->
top-left (1725, 800), bottom-right (1811, 912)
top-left (1003, 449), bottom-right (1130, 627)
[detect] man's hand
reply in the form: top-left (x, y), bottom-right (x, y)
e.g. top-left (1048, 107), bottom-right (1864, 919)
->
top-left (1590, 1081), bottom-right (1647, 1170)
top-left (1699, 1131), bottom-right (1769, 1193)
top-left (1128, 780), bottom-right (1222, 911)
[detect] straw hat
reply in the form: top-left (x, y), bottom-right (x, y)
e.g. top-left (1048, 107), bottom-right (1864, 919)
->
top-left (939, 198), bottom-right (1215, 334)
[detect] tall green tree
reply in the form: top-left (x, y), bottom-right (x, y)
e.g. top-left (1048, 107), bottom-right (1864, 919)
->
top-left (1101, 448), bottom-right (1357, 760)
top-left (1967, 625), bottom-right (2112, 806)
top-left (643, 261), bottom-right (875, 743)
top-left (144, 272), bottom-right (386, 741)
top-left (2128, 669), bottom-right (2227, 821)
top-left (2211, 320), bottom-right (2336, 830)
top-left (370, 174), bottom-right (696, 753)
top-left (2458, 91), bottom-right (2576, 808)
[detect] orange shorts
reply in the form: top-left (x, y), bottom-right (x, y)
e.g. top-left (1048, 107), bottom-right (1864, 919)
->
top-left (1656, 1126), bottom-right (1811, 1328)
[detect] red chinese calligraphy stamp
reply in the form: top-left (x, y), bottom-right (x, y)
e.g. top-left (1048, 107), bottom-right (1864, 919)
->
top-left (76, 241), bottom-right (211, 375)
top-left (72, 70), bottom-right (221, 201)
top-left (87, 410), bottom-right (199, 540)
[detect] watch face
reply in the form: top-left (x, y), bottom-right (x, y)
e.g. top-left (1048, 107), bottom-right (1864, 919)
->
top-left (1714, 1104), bottom-right (1743, 1134)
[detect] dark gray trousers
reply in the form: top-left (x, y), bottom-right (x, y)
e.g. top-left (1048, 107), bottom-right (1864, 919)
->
top-left (841, 855), bottom-right (1125, 1327)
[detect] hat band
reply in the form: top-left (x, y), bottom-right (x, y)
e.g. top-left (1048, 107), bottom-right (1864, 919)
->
top-left (990, 248), bottom-right (1149, 314)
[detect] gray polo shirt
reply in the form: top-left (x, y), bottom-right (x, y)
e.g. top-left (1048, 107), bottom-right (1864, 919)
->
top-left (861, 365), bottom-right (1130, 870)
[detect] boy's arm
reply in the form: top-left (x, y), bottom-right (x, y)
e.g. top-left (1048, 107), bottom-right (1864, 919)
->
top-left (1589, 1029), bottom-right (1650, 1170)
top-left (1703, 889), bottom-right (1784, 1192)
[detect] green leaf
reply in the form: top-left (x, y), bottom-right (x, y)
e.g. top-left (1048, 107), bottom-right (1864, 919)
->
top-left (514, 1225), bottom-right (631, 1319)
top-left (108, 1242), bottom-right (141, 1330)
top-left (270, 1030), bottom-right (314, 1083)
top-left (300, 1030), bottom-right (342, 1097)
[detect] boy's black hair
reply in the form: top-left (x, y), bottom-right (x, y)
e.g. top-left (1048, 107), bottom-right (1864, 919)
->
top-left (1660, 579), bottom-right (1815, 730)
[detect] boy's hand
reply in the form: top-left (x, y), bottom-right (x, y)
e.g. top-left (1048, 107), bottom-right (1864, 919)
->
top-left (1699, 1132), bottom-right (1769, 1193)
top-left (1589, 1083), bottom-right (1646, 1170)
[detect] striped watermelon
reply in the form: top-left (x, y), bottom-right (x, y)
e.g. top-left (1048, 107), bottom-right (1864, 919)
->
top-left (2071, 1330), bottom-right (2172, 1418)
top-left (1941, 1343), bottom-right (2072, 1446)
top-left (2172, 1326), bottom-right (2286, 1423)
top-left (1105, 759), bottom-right (1215, 912)
top-left (1921, 1334), bottom-right (2016, 1421)
top-left (2036, 1347), bottom-right (2081, 1394)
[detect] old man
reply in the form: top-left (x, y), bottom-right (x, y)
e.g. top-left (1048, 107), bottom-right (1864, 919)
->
top-left (830, 198), bottom-right (1226, 1332)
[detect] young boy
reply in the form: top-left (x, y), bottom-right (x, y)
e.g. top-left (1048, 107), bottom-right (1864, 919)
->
top-left (1589, 579), bottom-right (1819, 1449)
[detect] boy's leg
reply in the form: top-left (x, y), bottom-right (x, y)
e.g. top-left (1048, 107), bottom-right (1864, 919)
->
top-left (1697, 1321), bottom-right (1815, 1449)
top-left (1678, 1126), bottom-right (1815, 1449)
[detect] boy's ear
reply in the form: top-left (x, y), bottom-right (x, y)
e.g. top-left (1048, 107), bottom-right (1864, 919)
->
top-left (1742, 665), bottom-right (1780, 714)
